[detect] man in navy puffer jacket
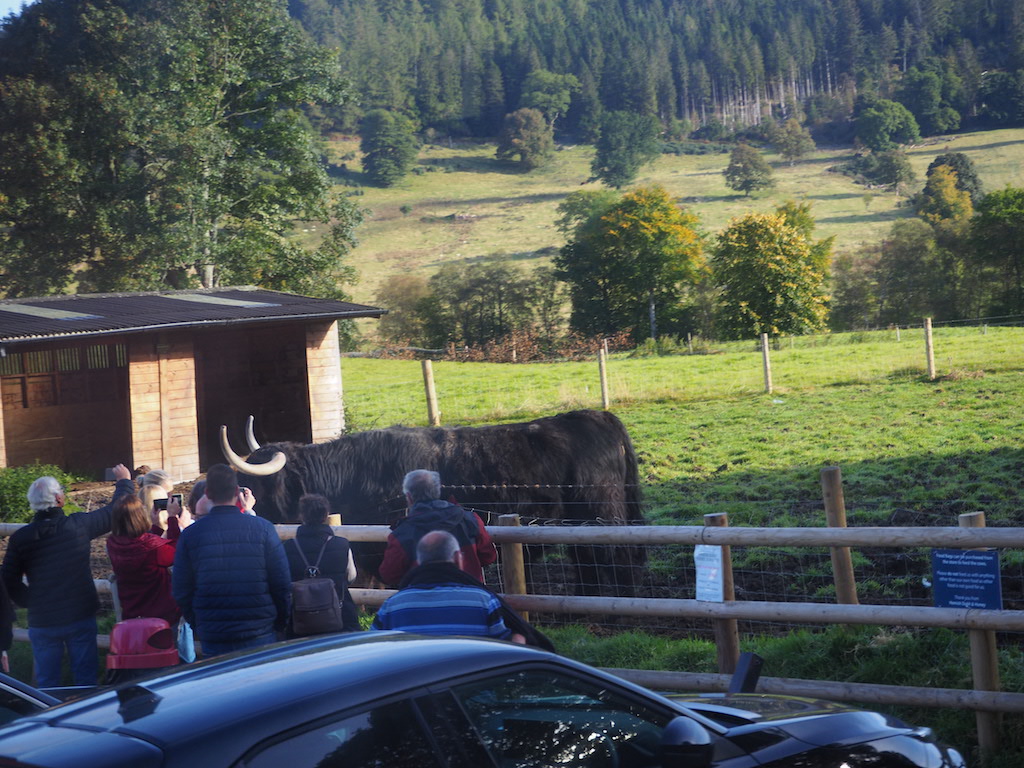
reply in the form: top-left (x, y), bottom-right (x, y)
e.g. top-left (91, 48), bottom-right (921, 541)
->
top-left (172, 464), bottom-right (290, 658)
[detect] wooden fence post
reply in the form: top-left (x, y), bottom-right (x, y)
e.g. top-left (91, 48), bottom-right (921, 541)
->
top-left (498, 514), bottom-right (529, 621)
top-left (821, 466), bottom-right (859, 606)
top-left (704, 513), bottom-right (740, 674)
top-left (895, 324), bottom-right (901, 342)
top-left (598, 348), bottom-right (610, 410)
top-left (924, 318), bottom-right (936, 380)
top-left (760, 333), bottom-right (773, 394)
top-left (960, 511), bottom-right (1002, 756)
top-left (421, 359), bottom-right (441, 426)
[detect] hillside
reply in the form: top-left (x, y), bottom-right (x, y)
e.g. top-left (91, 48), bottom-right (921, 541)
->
top-left (324, 127), bottom-right (1024, 308)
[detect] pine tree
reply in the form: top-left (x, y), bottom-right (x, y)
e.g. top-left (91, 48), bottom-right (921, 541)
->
top-left (590, 111), bottom-right (661, 188)
top-left (360, 110), bottom-right (421, 187)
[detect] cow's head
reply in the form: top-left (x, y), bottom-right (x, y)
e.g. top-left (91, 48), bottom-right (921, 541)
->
top-left (219, 424), bottom-right (301, 523)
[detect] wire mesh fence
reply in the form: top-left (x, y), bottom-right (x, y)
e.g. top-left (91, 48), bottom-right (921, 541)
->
top-left (466, 500), bottom-right (1024, 644)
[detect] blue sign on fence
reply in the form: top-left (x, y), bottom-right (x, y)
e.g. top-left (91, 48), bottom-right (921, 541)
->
top-left (930, 549), bottom-right (1002, 610)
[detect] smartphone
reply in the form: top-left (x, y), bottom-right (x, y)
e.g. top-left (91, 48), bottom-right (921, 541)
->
top-left (153, 498), bottom-right (169, 511)
top-left (167, 494), bottom-right (183, 516)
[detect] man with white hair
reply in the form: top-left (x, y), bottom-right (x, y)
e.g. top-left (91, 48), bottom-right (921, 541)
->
top-left (378, 469), bottom-right (497, 586)
top-left (372, 530), bottom-right (524, 643)
top-left (1, 464), bottom-right (133, 687)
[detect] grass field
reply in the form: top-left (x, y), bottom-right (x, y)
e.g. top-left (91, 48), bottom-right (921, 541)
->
top-left (343, 324), bottom-right (1024, 524)
top-left (320, 127), bottom-right (1024, 309)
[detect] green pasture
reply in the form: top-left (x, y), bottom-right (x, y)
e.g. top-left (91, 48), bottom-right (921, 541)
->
top-left (322, 128), bottom-right (1024, 308)
top-left (344, 323), bottom-right (1024, 526)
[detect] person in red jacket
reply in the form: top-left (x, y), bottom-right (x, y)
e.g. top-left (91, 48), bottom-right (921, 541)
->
top-left (107, 494), bottom-right (190, 627)
top-left (378, 469), bottom-right (497, 586)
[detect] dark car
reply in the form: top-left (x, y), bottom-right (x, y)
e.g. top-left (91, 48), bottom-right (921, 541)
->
top-left (0, 674), bottom-right (60, 727)
top-left (0, 633), bottom-right (965, 768)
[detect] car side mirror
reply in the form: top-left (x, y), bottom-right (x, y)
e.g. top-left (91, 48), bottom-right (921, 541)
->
top-left (659, 716), bottom-right (714, 768)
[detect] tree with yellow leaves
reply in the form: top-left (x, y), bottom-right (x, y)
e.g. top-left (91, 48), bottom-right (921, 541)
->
top-left (555, 185), bottom-right (705, 340)
top-left (713, 209), bottom-right (830, 339)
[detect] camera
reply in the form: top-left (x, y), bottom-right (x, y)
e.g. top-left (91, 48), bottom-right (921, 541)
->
top-left (153, 498), bottom-right (169, 511)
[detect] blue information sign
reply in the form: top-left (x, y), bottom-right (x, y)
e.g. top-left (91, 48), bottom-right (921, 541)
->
top-left (930, 549), bottom-right (1002, 610)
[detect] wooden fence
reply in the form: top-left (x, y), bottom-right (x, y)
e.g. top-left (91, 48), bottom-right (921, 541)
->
top-left (3, 517), bottom-right (1021, 754)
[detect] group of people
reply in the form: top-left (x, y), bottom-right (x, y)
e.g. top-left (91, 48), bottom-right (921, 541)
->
top-left (0, 462), bottom-right (544, 687)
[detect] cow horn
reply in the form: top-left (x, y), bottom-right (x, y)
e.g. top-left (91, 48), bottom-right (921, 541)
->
top-left (245, 415), bottom-right (262, 452)
top-left (220, 425), bottom-right (287, 476)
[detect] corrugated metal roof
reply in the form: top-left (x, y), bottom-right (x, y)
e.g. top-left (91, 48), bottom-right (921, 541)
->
top-left (0, 287), bottom-right (386, 346)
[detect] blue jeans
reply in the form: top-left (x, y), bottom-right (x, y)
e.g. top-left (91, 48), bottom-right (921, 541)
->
top-left (199, 631), bottom-right (276, 659)
top-left (28, 616), bottom-right (98, 688)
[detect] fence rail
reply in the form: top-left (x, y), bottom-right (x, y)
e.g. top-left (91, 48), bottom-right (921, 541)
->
top-left (3, 518), bottom-right (1020, 752)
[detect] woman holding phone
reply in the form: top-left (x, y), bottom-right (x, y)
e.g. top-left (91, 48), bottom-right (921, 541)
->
top-left (139, 469), bottom-right (173, 535)
top-left (107, 494), bottom-right (193, 655)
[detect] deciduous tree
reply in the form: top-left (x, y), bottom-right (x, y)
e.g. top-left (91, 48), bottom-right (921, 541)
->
top-left (713, 212), bottom-right (829, 338)
top-left (496, 108), bottom-right (554, 170)
top-left (520, 70), bottom-right (580, 129)
top-left (971, 187), bottom-right (1024, 314)
top-left (555, 185), bottom-right (704, 340)
top-left (375, 274), bottom-right (432, 343)
top-left (767, 118), bottom-right (816, 164)
top-left (855, 99), bottom-right (921, 151)
top-left (723, 143), bottom-right (775, 196)
top-left (926, 152), bottom-right (983, 202)
top-left (873, 150), bottom-right (916, 194)
top-left (917, 166), bottom-right (973, 228)
top-left (0, 0), bottom-right (357, 297)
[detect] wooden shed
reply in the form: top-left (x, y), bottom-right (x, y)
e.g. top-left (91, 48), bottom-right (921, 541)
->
top-left (0, 288), bottom-right (384, 480)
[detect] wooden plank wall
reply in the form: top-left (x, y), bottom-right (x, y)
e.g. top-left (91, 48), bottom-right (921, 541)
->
top-left (0, 399), bottom-right (6, 468)
top-left (128, 334), bottom-right (200, 480)
top-left (305, 320), bottom-right (343, 441)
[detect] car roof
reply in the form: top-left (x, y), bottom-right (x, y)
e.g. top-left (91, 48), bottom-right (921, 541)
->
top-left (2, 633), bottom-right (658, 766)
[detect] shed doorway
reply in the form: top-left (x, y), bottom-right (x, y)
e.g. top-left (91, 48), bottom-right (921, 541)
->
top-left (195, 324), bottom-right (312, 469)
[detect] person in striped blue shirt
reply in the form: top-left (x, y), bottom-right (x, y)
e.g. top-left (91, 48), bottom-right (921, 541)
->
top-left (371, 530), bottom-right (525, 643)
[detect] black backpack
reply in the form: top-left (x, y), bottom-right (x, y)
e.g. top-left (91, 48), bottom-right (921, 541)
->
top-left (288, 537), bottom-right (344, 636)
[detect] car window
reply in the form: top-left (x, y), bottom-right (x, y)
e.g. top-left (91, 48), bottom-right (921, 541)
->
top-left (0, 687), bottom-right (45, 726)
top-left (450, 668), bottom-right (673, 768)
top-left (243, 698), bottom-right (445, 768)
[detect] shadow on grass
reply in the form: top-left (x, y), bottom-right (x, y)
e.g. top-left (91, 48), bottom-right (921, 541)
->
top-left (945, 138), bottom-right (1024, 152)
top-left (644, 447), bottom-right (1024, 529)
top-left (418, 155), bottom-right (509, 174)
top-left (422, 250), bottom-right (548, 269)
top-left (405, 192), bottom-right (567, 210)
top-left (804, 192), bottom-right (871, 201)
top-left (815, 208), bottom-right (910, 225)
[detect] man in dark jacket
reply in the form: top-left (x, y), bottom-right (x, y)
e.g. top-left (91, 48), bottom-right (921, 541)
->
top-left (378, 469), bottom-right (497, 586)
top-left (172, 464), bottom-right (290, 657)
top-left (1, 464), bottom-right (134, 687)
